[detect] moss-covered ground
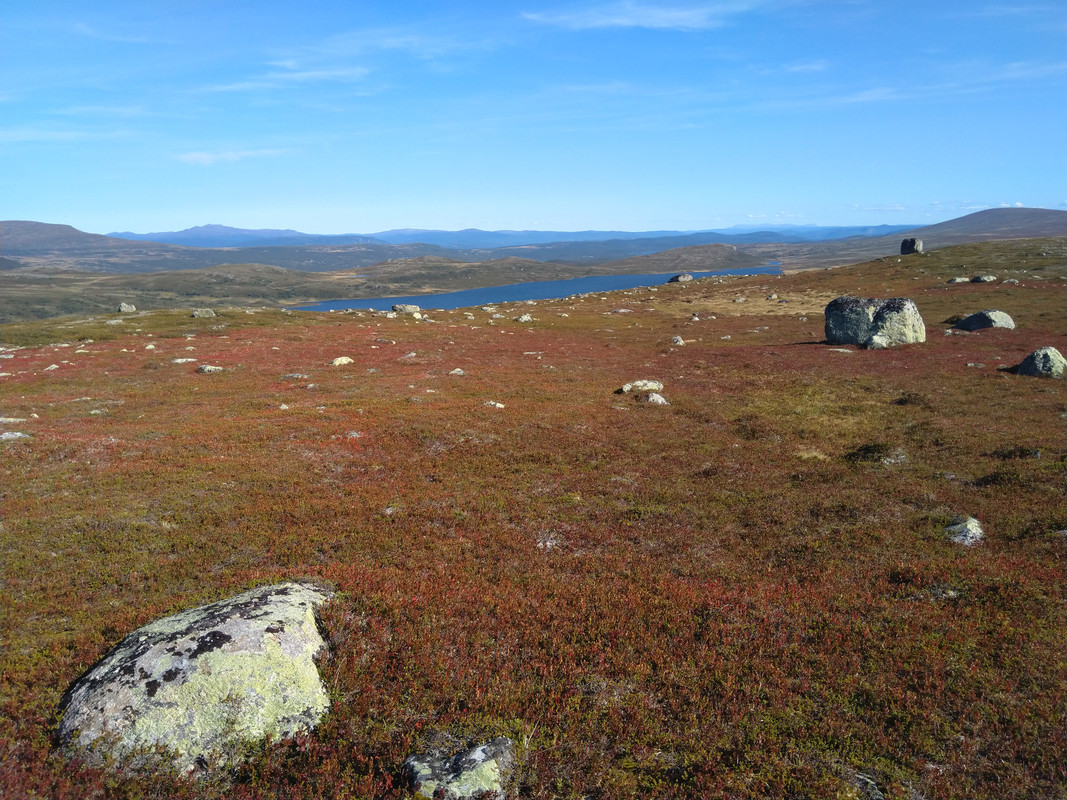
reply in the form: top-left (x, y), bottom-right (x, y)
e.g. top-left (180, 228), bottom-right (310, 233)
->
top-left (1, 239), bottom-right (1064, 799)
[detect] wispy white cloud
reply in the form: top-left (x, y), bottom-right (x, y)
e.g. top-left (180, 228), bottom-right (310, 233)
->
top-left (71, 22), bottom-right (155, 44)
top-left (203, 64), bottom-right (371, 93)
top-left (174, 149), bottom-right (289, 166)
top-left (522, 1), bottom-right (761, 31)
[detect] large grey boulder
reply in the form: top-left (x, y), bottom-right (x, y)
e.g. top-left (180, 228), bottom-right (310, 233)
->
top-left (191, 308), bottom-right (216, 318)
top-left (953, 309), bottom-right (1015, 331)
top-left (824, 296), bottom-right (926, 349)
top-left (900, 238), bottom-right (923, 255)
top-left (392, 303), bottom-right (421, 314)
top-left (405, 737), bottom-right (515, 800)
top-left (668, 273), bottom-right (693, 283)
top-left (1015, 346), bottom-right (1066, 378)
top-left (117, 302), bottom-right (137, 313)
top-left (58, 582), bottom-right (333, 773)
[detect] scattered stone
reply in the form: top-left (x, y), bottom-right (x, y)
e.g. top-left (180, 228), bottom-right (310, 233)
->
top-left (375, 338), bottom-right (396, 345)
top-left (392, 304), bottom-right (421, 314)
top-left (670, 336), bottom-right (685, 346)
top-left (617, 379), bottom-right (664, 395)
top-left (57, 582), bottom-right (333, 774)
top-left (44, 364), bottom-right (60, 371)
top-left (330, 357), bottom-right (355, 366)
top-left (732, 297), bottom-right (746, 304)
top-left (953, 309), bottom-right (1015, 331)
top-left (484, 401), bottom-right (505, 409)
top-left (117, 302), bottom-right (137, 313)
top-left (1, 431), bottom-right (31, 441)
top-left (105, 319), bottom-right (125, 325)
top-left (900, 238), bottom-right (923, 255)
top-left (144, 343), bottom-right (156, 350)
top-left (766, 293), bottom-right (778, 300)
top-left (1002, 278), bottom-right (1020, 284)
top-left (283, 373), bottom-right (310, 379)
top-left (448, 368), bottom-right (466, 376)
top-left (971, 275), bottom-right (997, 283)
top-left (515, 313), bottom-right (533, 322)
top-left (404, 737), bottom-right (515, 800)
top-left (720, 335), bottom-right (731, 340)
top-left (191, 309), bottom-right (216, 318)
top-left (824, 296), bottom-right (926, 348)
top-left (966, 362), bottom-right (985, 369)
top-left (1014, 346), bottom-right (1066, 378)
top-left (945, 515), bottom-right (983, 546)
top-left (668, 273), bottom-right (693, 283)
top-left (947, 277), bottom-right (969, 284)
top-left (645, 392), bottom-right (670, 405)
top-left (196, 365), bottom-right (224, 374)
top-left (398, 352), bottom-right (417, 360)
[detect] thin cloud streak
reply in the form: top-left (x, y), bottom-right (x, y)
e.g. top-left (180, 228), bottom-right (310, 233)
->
top-left (522, 1), bottom-right (762, 31)
top-left (174, 149), bottom-right (290, 166)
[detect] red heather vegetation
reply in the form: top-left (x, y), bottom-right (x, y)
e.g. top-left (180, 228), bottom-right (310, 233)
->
top-left (1, 240), bottom-right (1065, 799)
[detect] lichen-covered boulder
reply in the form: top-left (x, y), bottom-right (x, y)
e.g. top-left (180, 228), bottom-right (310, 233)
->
top-left (668, 273), bottom-right (693, 283)
top-left (405, 737), bottom-right (515, 800)
top-left (900, 237), bottom-right (923, 255)
top-left (117, 302), bottom-right (137, 313)
top-left (953, 309), bottom-right (1015, 331)
top-left (1015, 346), bottom-right (1066, 378)
top-left (823, 296), bottom-right (926, 349)
top-left (191, 308), bottom-right (216, 318)
top-left (945, 515), bottom-right (983, 546)
top-left (616, 379), bottom-right (664, 394)
top-left (58, 582), bottom-right (333, 773)
top-left (392, 303), bottom-right (421, 314)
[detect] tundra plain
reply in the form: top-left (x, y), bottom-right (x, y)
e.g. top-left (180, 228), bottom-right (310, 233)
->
top-left (1, 238), bottom-right (1065, 799)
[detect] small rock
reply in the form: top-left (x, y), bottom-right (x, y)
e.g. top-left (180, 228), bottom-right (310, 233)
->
top-left (947, 277), bottom-right (969, 284)
top-left (670, 336), bottom-right (685, 346)
top-left (1001, 278), bottom-right (1020, 285)
top-left (766, 293), bottom-right (778, 300)
top-left (196, 365), bottom-right (224, 374)
top-left (171, 358), bottom-right (197, 364)
top-left (733, 297), bottom-right (746, 303)
top-left (668, 273), bottom-right (693, 283)
top-left (971, 275), bottom-right (997, 283)
top-left (617, 379), bottom-right (664, 394)
top-left (404, 737), bottom-right (515, 800)
top-left (645, 392), bottom-right (670, 405)
top-left (484, 401), bottom-right (505, 409)
top-left (392, 304), bottom-right (421, 314)
top-left (953, 310), bottom-right (1015, 331)
top-left (1, 431), bottom-right (31, 441)
top-left (283, 373), bottom-right (310, 379)
top-left (1014, 346), bottom-right (1066, 378)
top-left (330, 357), bottom-right (355, 366)
top-left (191, 308), bottom-right (216, 318)
top-left (945, 515), bottom-right (983, 546)
top-left (515, 313), bottom-right (533, 322)
top-left (449, 368), bottom-right (466, 376)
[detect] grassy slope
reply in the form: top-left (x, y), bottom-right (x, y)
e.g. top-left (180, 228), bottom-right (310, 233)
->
top-left (1, 239), bottom-right (1064, 799)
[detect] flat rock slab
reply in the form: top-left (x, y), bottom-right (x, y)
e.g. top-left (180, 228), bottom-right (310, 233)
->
top-left (58, 582), bottom-right (333, 773)
top-left (405, 737), bottom-right (515, 800)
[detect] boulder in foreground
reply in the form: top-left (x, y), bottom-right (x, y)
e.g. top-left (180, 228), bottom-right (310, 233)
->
top-left (58, 582), bottom-right (333, 774)
top-left (1015, 346), bottom-right (1066, 378)
top-left (823, 296), bottom-right (926, 349)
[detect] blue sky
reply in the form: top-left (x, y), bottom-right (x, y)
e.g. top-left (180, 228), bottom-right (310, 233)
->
top-left (3, 1), bottom-right (1065, 234)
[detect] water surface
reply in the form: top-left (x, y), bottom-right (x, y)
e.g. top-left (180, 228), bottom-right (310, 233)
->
top-left (291, 266), bottom-right (780, 312)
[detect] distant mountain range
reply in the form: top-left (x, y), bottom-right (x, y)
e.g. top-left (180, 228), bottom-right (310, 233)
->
top-left (105, 222), bottom-right (920, 249)
top-left (3, 208), bottom-right (1062, 278)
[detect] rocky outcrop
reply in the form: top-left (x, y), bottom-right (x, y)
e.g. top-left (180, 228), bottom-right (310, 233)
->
top-left (823, 296), bottom-right (926, 349)
top-left (953, 310), bottom-right (1015, 331)
top-left (900, 238), bottom-right (923, 255)
top-left (1015, 346), bottom-right (1066, 378)
top-left (404, 737), bottom-right (515, 800)
top-left (58, 582), bottom-right (333, 774)
top-left (945, 515), bottom-right (983, 546)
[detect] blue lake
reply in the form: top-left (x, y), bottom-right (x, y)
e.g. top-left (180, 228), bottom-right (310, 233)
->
top-left (291, 265), bottom-right (781, 312)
